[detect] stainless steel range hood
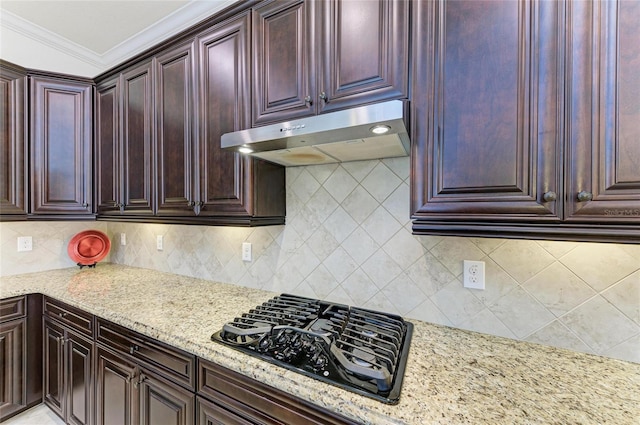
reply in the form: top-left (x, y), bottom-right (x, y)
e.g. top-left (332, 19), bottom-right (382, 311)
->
top-left (221, 100), bottom-right (410, 167)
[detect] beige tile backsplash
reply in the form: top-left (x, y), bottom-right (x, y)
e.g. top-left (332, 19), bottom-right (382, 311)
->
top-left (1, 158), bottom-right (639, 364)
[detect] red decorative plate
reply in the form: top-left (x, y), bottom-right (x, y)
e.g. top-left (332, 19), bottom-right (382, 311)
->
top-left (67, 230), bottom-right (111, 265)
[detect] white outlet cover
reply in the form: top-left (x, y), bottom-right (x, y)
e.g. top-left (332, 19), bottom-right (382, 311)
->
top-left (156, 235), bottom-right (163, 251)
top-left (17, 236), bottom-right (33, 252)
top-left (120, 233), bottom-right (126, 245)
top-left (242, 242), bottom-right (252, 262)
top-left (463, 260), bottom-right (485, 290)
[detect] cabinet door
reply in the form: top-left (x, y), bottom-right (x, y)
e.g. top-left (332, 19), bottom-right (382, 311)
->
top-left (565, 0), bottom-right (640, 223)
top-left (411, 0), bottom-right (562, 222)
top-left (0, 318), bottom-right (25, 418)
top-left (44, 319), bottom-right (65, 418)
top-left (252, 0), bottom-right (316, 125)
top-left (66, 331), bottom-right (93, 425)
top-left (139, 370), bottom-right (194, 425)
top-left (96, 77), bottom-right (121, 215)
top-left (198, 13), bottom-right (252, 216)
top-left (30, 76), bottom-right (93, 215)
top-left (318, 0), bottom-right (409, 113)
top-left (122, 62), bottom-right (155, 215)
top-left (198, 12), bottom-right (286, 220)
top-left (0, 63), bottom-right (26, 217)
top-left (96, 346), bottom-right (138, 425)
top-left (155, 42), bottom-right (197, 216)
top-left (196, 396), bottom-right (254, 425)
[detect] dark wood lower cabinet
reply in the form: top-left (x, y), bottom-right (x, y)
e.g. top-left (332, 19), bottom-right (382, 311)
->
top-left (43, 318), bottom-right (93, 425)
top-left (0, 296), bottom-right (357, 425)
top-left (196, 396), bottom-right (253, 425)
top-left (0, 318), bottom-right (24, 418)
top-left (95, 346), bottom-right (137, 425)
top-left (95, 345), bottom-right (195, 425)
top-left (197, 359), bottom-right (360, 425)
top-left (44, 319), bottom-right (64, 415)
top-left (0, 295), bottom-right (42, 422)
top-left (139, 370), bottom-right (194, 425)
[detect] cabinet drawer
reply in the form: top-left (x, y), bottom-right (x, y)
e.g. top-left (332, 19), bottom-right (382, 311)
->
top-left (43, 297), bottom-right (94, 337)
top-left (0, 296), bottom-right (26, 322)
top-left (96, 318), bottom-right (195, 390)
top-left (198, 359), bottom-right (360, 425)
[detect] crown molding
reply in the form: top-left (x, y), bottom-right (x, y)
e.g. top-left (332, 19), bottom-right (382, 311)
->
top-left (100, 0), bottom-right (238, 69)
top-left (0, 0), bottom-right (238, 76)
top-left (1, 9), bottom-right (104, 68)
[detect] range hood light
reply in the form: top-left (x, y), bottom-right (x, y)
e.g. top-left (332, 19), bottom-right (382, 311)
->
top-left (238, 146), bottom-right (253, 154)
top-left (370, 124), bottom-right (391, 135)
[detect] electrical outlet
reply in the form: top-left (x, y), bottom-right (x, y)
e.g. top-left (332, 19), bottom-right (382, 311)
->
top-left (463, 260), bottom-right (485, 290)
top-left (242, 242), bottom-right (252, 262)
top-left (17, 236), bottom-right (33, 252)
top-left (156, 235), bottom-right (163, 251)
top-left (120, 233), bottom-right (126, 246)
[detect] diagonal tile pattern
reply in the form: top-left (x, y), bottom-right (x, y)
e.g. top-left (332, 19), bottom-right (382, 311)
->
top-left (2, 158), bottom-right (639, 364)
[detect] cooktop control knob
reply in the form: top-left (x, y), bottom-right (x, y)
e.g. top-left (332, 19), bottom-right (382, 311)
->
top-left (312, 354), bottom-right (328, 370)
top-left (258, 335), bottom-right (272, 352)
top-left (276, 330), bottom-right (290, 345)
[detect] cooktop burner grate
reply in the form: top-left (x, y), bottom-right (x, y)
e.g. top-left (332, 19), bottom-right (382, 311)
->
top-left (211, 294), bottom-right (413, 404)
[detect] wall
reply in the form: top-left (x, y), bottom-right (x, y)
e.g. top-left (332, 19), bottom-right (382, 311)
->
top-left (1, 158), bottom-right (638, 364)
top-left (0, 221), bottom-right (109, 275)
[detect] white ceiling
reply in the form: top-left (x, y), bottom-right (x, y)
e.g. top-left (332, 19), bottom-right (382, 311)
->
top-left (0, 0), bottom-right (238, 76)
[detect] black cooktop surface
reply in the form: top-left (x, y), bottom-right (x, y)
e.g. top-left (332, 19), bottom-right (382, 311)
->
top-left (211, 294), bottom-right (413, 404)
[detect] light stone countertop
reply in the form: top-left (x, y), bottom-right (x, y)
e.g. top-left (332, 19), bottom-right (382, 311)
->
top-left (1, 264), bottom-right (638, 425)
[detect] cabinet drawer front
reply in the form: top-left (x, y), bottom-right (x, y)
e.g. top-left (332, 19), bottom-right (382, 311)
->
top-left (198, 359), bottom-right (359, 425)
top-left (43, 297), bottom-right (94, 337)
top-left (96, 318), bottom-right (195, 389)
top-left (0, 296), bottom-right (26, 321)
top-left (196, 395), bottom-right (256, 425)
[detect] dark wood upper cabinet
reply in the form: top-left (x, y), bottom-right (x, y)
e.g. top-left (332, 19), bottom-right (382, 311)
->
top-left (252, 0), bottom-right (408, 126)
top-left (94, 13), bottom-right (284, 225)
top-left (96, 62), bottom-right (155, 217)
top-left (30, 75), bottom-right (93, 217)
top-left (95, 76), bottom-right (121, 215)
top-left (318, 0), bottom-right (409, 114)
top-left (252, 0), bottom-right (315, 125)
top-left (0, 61), bottom-right (27, 218)
top-left (197, 12), bottom-right (285, 222)
top-left (121, 61), bottom-right (155, 215)
top-left (411, 0), bottom-right (562, 220)
top-left (411, 0), bottom-right (640, 242)
top-left (155, 41), bottom-right (198, 217)
top-left (564, 0), bottom-right (640, 223)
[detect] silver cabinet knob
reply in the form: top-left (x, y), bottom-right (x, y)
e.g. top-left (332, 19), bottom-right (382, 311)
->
top-left (543, 191), bottom-right (557, 202)
top-left (318, 91), bottom-right (328, 102)
top-left (577, 191), bottom-right (593, 202)
top-left (304, 95), bottom-right (312, 105)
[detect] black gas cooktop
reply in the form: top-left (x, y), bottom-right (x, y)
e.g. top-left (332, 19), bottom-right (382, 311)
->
top-left (211, 294), bottom-right (413, 404)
